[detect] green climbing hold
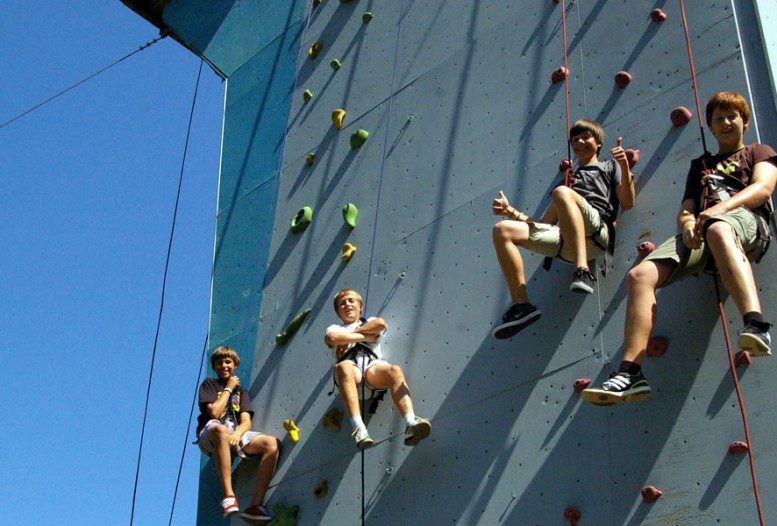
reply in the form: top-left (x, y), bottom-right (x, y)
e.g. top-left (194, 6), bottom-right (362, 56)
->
top-left (330, 59), bottom-right (341, 71)
top-left (291, 206), bottom-right (313, 234)
top-left (303, 89), bottom-right (313, 102)
top-left (268, 503), bottom-right (300, 526)
top-left (342, 203), bottom-right (358, 228)
top-left (308, 40), bottom-right (324, 59)
top-left (276, 308), bottom-right (312, 346)
top-left (362, 12), bottom-right (373, 23)
top-left (350, 129), bottom-right (369, 149)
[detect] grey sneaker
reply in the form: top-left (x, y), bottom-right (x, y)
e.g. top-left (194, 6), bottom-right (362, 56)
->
top-left (581, 372), bottom-right (652, 406)
top-left (738, 324), bottom-right (772, 357)
top-left (352, 424), bottom-right (374, 450)
top-left (404, 417), bottom-right (432, 446)
top-left (492, 303), bottom-right (542, 339)
top-left (570, 267), bottom-right (595, 294)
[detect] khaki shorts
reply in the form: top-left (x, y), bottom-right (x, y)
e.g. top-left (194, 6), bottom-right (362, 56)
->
top-left (524, 198), bottom-right (609, 264)
top-left (646, 206), bottom-right (769, 285)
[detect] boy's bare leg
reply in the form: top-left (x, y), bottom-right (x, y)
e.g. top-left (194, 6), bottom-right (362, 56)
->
top-left (366, 363), bottom-right (413, 416)
top-left (334, 362), bottom-right (363, 417)
top-left (704, 221), bottom-right (761, 314)
top-left (242, 435), bottom-right (281, 507)
top-left (209, 425), bottom-right (236, 497)
top-left (492, 220), bottom-right (531, 304)
top-left (551, 186), bottom-right (588, 268)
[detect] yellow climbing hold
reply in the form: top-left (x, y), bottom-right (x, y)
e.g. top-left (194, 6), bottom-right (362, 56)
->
top-left (342, 242), bottom-right (357, 262)
top-left (283, 419), bottom-right (300, 443)
top-left (309, 40), bottom-right (324, 59)
top-left (306, 152), bottom-right (315, 167)
top-left (314, 481), bottom-right (328, 499)
top-left (322, 407), bottom-right (343, 432)
top-left (331, 108), bottom-right (346, 129)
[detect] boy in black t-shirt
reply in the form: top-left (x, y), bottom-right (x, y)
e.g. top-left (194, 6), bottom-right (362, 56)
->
top-left (197, 346), bottom-right (280, 520)
top-left (583, 91), bottom-right (777, 406)
top-left (491, 119), bottom-right (635, 339)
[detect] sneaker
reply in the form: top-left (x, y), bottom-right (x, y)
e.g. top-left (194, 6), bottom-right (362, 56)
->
top-left (352, 424), bottom-right (374, 450)
top-left (581, 372), bottom-right (652, 406)
top-left (738, 324), bottom-right (772, 357)
top-left (404, 417), bottom-right (432, 446)
top-left (241, 504), bottom-right (273, 521)
top-left (570, 267), bottom-right (595, 294)
top-left (492, 303), bottom-right (542, 339)
top-left (221, 496), bottom-right (239, 518)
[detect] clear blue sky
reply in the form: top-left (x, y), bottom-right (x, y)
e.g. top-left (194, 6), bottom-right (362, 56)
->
top-left (1, 2), bottom-right (224, 524)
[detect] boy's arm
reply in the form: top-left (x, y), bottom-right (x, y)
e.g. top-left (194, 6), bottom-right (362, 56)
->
top-left (206, 376), bottom-right (240, 419)
top-left (229, 411), bottom-right (253, 449)
top-left (325, 318), bottom-right (387, 347)
top-left (611, 137), bottom-right (635, 210)
top-left (677, 197), bottom-right (701, 249)
top-left (696, 159), bottom-right (777, 228)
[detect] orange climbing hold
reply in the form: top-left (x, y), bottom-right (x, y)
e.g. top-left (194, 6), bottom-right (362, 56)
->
top-left (650, 8), bottom-right (667, 23)
top-left (646, 336), bottom-right (668, 357)
top-left (637, 241), bottom-right (655, 258)
top-left (625, 148), bottom-right (640, 168)
top-left (558, 158), bottom-right (572, 172)
top-left (728, 441), bottom-right (749, 454)
top-left (551, 66), bottom-right (569, 84)
top-left (641, 486), bottom-right (662, 503)
top-left (614, 71), bottom-right (632, 89)
top-left (735, 350), bottom-right (752, 367)
top-left (670, 107), bottom-right (692, 127)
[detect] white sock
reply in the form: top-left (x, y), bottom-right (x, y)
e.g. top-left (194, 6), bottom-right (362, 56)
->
top-left (351, 415), bottom-right (365, 430)
top-left (403, 412), bottom-right (417, 426)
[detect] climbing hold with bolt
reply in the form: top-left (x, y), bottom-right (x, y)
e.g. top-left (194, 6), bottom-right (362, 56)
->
top-left (637, 241), bottom-right (655, 258)
top-left (573, 379), bottom-right (591, 393)
top-left (563, 506), bottom-right (581, 526)
top-left (314, 481), bottom-right (328, 498)
top-left (306, 152), bottom-right (315, 167)
top-left (309, 40), bottom-right (324, 59)
top-left (735, 350), bottom-right (752, 367)
top-left (276, 308), bottom-right (312, 346)
top-left (559, 158), bottom-right (572, 172)
top-left (330, 59), bottom-right (341, 70)
top-left (646, 336), bottom-right (668, 357)
top-left (625, 148), bottom-right (640, 168)
top-left (270, 503), bottom-right (300, 526)
top-left (303, 89), bottom-right (313, 102)
top-left (332, 108), bottom-right (346, 129)
top-left (650, 8), bottom-right (667, 23)
top-left (291, 206), bottom-right (313, 234)
top-left (362, 12), bottom-right (373, 23)
top-left (615, 71), bottom-right (632, 89)
top-left (641, 486), bottom-right (663, 503)
top-left (551, 67), bottom-right (569, 84)
top-left (342, 243), bottom-right (357, 263)
top-left (670, 107), bottom-right (692, 127)
top-left (350, 129), bottom-right (369, 149)
top-left (342, 203), bottom-right (358, 228)
top-left (322, 407), bottom-right (343, 432)
top-left (728, 441), bottom-right (749, 454)
top-left (283, 419), bottom-right (300, 443)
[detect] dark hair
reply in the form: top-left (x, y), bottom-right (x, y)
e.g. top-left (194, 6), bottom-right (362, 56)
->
top-left (569, 118), bottom-right (605, 154)
top-left (210, 346), bottom-right (240, 369)
top-left (705, 91), bottom-right (750, 128)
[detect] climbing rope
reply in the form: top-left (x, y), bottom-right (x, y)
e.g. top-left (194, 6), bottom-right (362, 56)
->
top-left (559, 0), bottom-right (573, 174)
top-left (129, 58), bottom-right (205, 526)
top-left (678, 2), bottom-right (764, 523)
top-left (0, 34), bottom-right (166, 130)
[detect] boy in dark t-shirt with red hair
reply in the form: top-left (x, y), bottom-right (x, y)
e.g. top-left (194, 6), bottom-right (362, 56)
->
top-left (583, 91), bottom-right (777, 406)
top-left (196, 346), bottom-right (281, 520)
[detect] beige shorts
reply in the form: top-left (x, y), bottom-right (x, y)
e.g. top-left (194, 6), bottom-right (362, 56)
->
top-left (523, 198), bottom-right (609, 264)
top-left (197, 419), bottom-right (262, 459)
top-left (646, 206), bottom-right (769, 285)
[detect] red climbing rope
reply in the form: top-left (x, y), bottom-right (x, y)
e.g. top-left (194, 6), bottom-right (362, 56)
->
top-left (559, 0), bottom-right (574, 186)
top-left (679, 2), bottom-right (764, 524)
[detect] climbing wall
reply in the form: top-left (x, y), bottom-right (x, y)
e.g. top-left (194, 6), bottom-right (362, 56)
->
top-left (153, 0), bottom-right (777, 524)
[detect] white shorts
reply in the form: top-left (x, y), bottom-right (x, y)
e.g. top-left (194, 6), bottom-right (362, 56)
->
top-left (197, 419), bottom-right (262, 459)
top-left (334, 355), bottom-right (388, 399)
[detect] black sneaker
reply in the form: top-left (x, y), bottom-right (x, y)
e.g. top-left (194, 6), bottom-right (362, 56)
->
top-left (492, 303), bottom-right (542, 339)
top-left (570, 267), bottom-right (595, 294)
top-left (581, 372), bottom-right (652, 406)
top-left (738, 324), bottom-right (772, 357)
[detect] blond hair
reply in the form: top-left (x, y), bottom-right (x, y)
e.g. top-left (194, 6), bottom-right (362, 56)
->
top-left (333, 288), bottom-right (363, 312)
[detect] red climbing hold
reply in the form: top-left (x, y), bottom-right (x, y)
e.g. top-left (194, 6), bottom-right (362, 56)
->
top-left (574, 378), bottom-right (591, 393)
top-left (625, 148), bottom-right (640, 168)
top-left (641, 486), bottom-right (662, 503)
top-left (559, 158), bottom-right (572, 172)
top-left (615, 71), bottom-right (632, 89)
top-left (735, 350), bottom-right (752, 367)
top-left (563, 506), bottom-right (581, 526)
top-left (646, 336), bottom-right (668, 357)
top-left (650, 8), bottom-right (667, 23)
top-left (637, 241), bottom-right (655, 258)
top-left (728, 441), bottom-right (749, 454)
top-left (670, 107), bottom-right (693, 127)
top-left (551, 67), bottom-right (569, 84)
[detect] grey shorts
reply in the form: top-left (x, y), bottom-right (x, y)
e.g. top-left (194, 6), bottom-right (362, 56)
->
top-left (197, 419), bottom-right (263, 459)
top-left (524, 198), bottom-right (609, 264)
top-left (645, 206), bottom-right (769, 285)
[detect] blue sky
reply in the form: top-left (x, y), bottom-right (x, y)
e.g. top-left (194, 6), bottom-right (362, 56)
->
top-left (1, 2), bottom-right (224, 524)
